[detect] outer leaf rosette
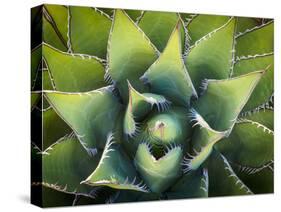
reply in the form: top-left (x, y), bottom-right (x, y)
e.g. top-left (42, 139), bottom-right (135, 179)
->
top-left (31, 5), bottom-right (273, 207)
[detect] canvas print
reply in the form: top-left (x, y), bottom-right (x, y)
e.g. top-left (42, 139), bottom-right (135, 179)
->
top-left (31, 4), bottom-right (274, 208)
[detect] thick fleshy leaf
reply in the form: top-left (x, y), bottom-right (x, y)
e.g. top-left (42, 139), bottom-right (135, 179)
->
top-left (97, 8), bottom-right (114, 17)
top-left (143, 107), bottom-right (192, 146)
top-left (123, 107), bottom-right (190, 160)
top-left (241, 108), bottom-right (273, 130)
top-left (141, 22), bottom-right (197, 106)
top-left (138, 11), bottom-right (181, 51)
top-left (42, 11), bottom-right (67, 51)
top-left (42, 96), bottom-right (51, 110)
top-left (193, 70), bottom-right (264, 131)
top-left (69, 6), bottom-right (112, 58)
top-left (125, 9), bottom-right (143, 22)
top-left (32, 185), bottom-right (76, 207)
top-left (74, 188), bottom-right (115, 205)
top-left (82, 134), bottom-right (148, 192)
top-left (233, 54), bottom-right (273, 111)
top-left (180, 13), bottom-right (195, 22)
top-left (208, 151), bottom-right (253, 196)
top-left (42, 69), bottom-right (54, 90)
top-left (32, 58), bottom-right (55, 91)
top-left (124, 81), bottom-right (170, 137)
top-left (44, 86), bottom-right (122, 150)
top-left (167, 168), bottom-right (208, 199)
top-left (44, 5), bottom-right (68, 42)
top-left (108, 9), bottom-right (158, 102)
top-left (187, 14), bottom-right (230, 45)
top-left (134, 143), bottom-right (183, 193)
top-left (37, 136), bottom-right (101, 195)
top-left (185, 17), bottom-right (236, 91)
top-left (31, 99), bottom-right (71, 151)
top-left (32, 65), bottom-right (55, 92)
top-left (236, 17), bottom-right (261, 35)
top-left (182, 110), bottom-right (227, 172)
top-left (232, 162), bottom-right (273, 194)
top-left (235, 21), bottom-right (273, 57)
top-left (42, 108), bottom-right (72, 150)
top-left (31, 92), bottom-right (41, 110)
top-left (43, 43), bottom-right (106, 92)
top-left (31, 45), bottom-right (42, 89)
top-left (216, 112), bottom-right (273, 168)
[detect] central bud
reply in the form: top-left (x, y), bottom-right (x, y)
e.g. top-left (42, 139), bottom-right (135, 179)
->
top-left (147, 113), bottom-right (183, 144)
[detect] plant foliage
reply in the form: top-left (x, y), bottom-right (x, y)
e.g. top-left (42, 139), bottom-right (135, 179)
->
top-left (31, 5), bottom-right (274, 207)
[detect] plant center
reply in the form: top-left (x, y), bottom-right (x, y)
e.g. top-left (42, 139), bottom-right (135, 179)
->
top-left (147, 113), bottom-right (182, 144)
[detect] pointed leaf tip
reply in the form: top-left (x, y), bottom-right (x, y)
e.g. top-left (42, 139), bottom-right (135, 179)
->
top-left (186, 17), bottom-right (236, 92)
top-left (82, 134), bottom-right (148, 192)
top-left (44, 86), bottom-right (122, 150)
top-left (134, 142), bottom-right (183, 193)
top-left (193, 70), bottom-right (264, 131)
top-left (108, 9), bottom-right (158, 102)
top-left (141, 21), bottom-right (197, 106)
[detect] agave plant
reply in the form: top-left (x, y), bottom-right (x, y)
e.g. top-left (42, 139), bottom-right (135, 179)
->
top-left (31, 4), bottom-right (274, 207)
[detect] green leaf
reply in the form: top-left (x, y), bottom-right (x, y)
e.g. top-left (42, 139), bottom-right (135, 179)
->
top-left (125, 9), bottom-right (143, 22)
top-left (32, 59), bottom-right (55, 91)
top-left (193, 70), bottom-right (264, 131)
top-left (31, 92), bottom-right (41, 110)
top-left (185, 17), bottom-right (236, 91)
top-left (44, 86), bottom-right (122, 150)
top-left (141, 22), bottom-right (197, 106)
top-left (134, 143), bottom-right (183, 193)
top-left (241, 108), bottom-right (273, 130)
top-left (74, 188), bottom-right (114, 205)
top-left (42, 108), bottom-right (72, 150)
top-left (167, 168), bottom-right (208, 199)
top-left (82, 134), bottom-right (148, 193)
top-left (32, 185), bottom-right (76, 207)
top-left (233, 54), bottom-right (273, 111)
top-left (235, 21), bottom-right (273, 57)
top-left (216, 114), bottom-right (273, 168)
top-left (138, 11), bottom-right (181, 51)
top-left (187, 14), bottom-right (230, 45)
top-left (231, 162), bottom-right (273, 194)
top-left (44, 4), bottom-right (68, 43)
top-left (31, 45), bottom-right (42, 90)
top-left (43, 43), bottom-right (106, 92)
top-left (182, 110), bottom-right (227, 172)
top-left (40, 136), bottom-right (101, 195)
top-left (108, 9), bottom-right (158, 102)
top-left (143, 107), bottom-right (192, 146)
top-left (124, 81), bottom-right (170, 137)
top-left (97, 8), bottom-right (114, 17)
top-left (236, 17), bottom-right (261, 35)
top-left (180, 13), bottom-right (195, 22)
top-left (69, 6), bottom-right (112, 58)
top-left (42, 69), bottom-right (54, 90)
top-left (208, 150), bottom-right (253, 196)
top-left (42, 10), bottom-right (67, 51)
top-left (33, 60), bottom-right (55, 91)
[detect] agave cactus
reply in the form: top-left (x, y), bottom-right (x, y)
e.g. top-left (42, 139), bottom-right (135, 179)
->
top-left (31, 4), bottom-right (274, 207)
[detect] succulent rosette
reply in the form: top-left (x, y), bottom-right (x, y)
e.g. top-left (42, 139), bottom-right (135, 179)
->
top-left (31, 5), bottom-right (274, 207)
